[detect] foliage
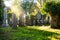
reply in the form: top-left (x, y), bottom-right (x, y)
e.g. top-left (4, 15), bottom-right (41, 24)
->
top-left (21, 1), bottom-right (37, 15)
top-left (7, 10), bottom-right (12, 18)
top-left (21, 1), bottom-right (34, 12)
top-left (41, 1), bottom-right (60, 16)
top-left (0, 2), bottom-right (4, 22)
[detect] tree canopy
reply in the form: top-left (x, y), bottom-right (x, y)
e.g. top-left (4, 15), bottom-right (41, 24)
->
top-left (40, 1), bottom-right (60, 16)
top-left (0, 0), bottom-right (4, 21)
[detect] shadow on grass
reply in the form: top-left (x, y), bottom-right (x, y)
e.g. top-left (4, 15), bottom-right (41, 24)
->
top-left (0, 27), bottom-right (60, 40)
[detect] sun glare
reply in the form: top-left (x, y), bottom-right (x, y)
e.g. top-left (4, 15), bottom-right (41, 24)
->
top-left (4, 0), bottom-right (13, 7)
top-left (3, 0), bottom-right (24, 19)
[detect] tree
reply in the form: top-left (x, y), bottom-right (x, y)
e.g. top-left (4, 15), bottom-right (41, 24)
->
top-left (21, 0), bottom-right (34, 14)
top-left (41, 1), bottom-right (60, 28)
top-left (0, 0), bottom-right (4, 25)
top-left (21, 0), bottom-right (35, 25)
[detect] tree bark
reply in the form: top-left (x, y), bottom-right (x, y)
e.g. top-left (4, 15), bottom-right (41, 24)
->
top-left (57, 14), bottom-right (60, 28)
top-left (51, 15), bottom-right (60, 29)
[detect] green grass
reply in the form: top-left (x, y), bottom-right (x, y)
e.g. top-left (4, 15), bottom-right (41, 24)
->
top-left (0, 26), bottom-right (60, 40)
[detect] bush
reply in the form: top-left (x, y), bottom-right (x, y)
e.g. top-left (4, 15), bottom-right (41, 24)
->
top-left (0, 7), bottom-right (3, 21)
top-left (0, 6), bottom-right (4, 25)
top-left (41, 1), bottom-right (60, 16)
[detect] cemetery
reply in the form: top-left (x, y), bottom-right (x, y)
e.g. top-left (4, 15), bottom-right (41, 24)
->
top-left (0, 0), bottom-right (60, 40)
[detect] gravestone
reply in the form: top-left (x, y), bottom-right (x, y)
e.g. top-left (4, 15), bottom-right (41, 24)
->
top-left (12, 14), bottom-right (18, 28)
top-left (36, 12), bottom-right (42, 25)
top-left (2, 7), bottom-right (9, 27)
top-left (19, 13), bottom-right (25, 26)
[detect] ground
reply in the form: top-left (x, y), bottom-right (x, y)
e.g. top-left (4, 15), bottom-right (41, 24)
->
top-left (0, 26), bottom-right (60, 40)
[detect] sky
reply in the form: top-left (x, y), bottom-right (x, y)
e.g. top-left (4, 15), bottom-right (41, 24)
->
top-left (4, 0), bottom-right (14, 7)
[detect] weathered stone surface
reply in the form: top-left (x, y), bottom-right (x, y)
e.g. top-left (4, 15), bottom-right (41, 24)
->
top-left (2, 7), bottom-right (9, 27)
top-left (12, 14), bottom-right (18, 28)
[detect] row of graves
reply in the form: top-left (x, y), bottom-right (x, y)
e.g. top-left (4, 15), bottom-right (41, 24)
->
top-left (2, 7), bottom-right (50, 27)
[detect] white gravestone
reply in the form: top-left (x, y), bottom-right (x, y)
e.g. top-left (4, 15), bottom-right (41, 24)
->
top-left (2, 7), bottom-right (9, 27)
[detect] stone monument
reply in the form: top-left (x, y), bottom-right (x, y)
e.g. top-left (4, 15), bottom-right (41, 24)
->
top-left (2, 7), bottom-right (9, 27)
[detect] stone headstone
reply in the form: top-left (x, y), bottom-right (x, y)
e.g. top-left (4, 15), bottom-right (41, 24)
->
top-left (12, 13), bottom-right (18, 28)
top-left (2, 7), bottom-right (9, 27)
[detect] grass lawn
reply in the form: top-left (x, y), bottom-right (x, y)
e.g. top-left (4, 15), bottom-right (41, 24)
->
top-left (0, 26), bottom-right (60, 40)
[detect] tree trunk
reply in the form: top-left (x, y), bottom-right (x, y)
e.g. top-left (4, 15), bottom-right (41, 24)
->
top-left (57, 14), bottom-right (60, 28)
top-left (51, 15), bottom-right (60, 29)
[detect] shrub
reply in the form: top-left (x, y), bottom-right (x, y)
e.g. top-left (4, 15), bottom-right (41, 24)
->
top-left (0, 7), bottom-right (3, 21)
top-left (40, 1), bottom-right (60, 16)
